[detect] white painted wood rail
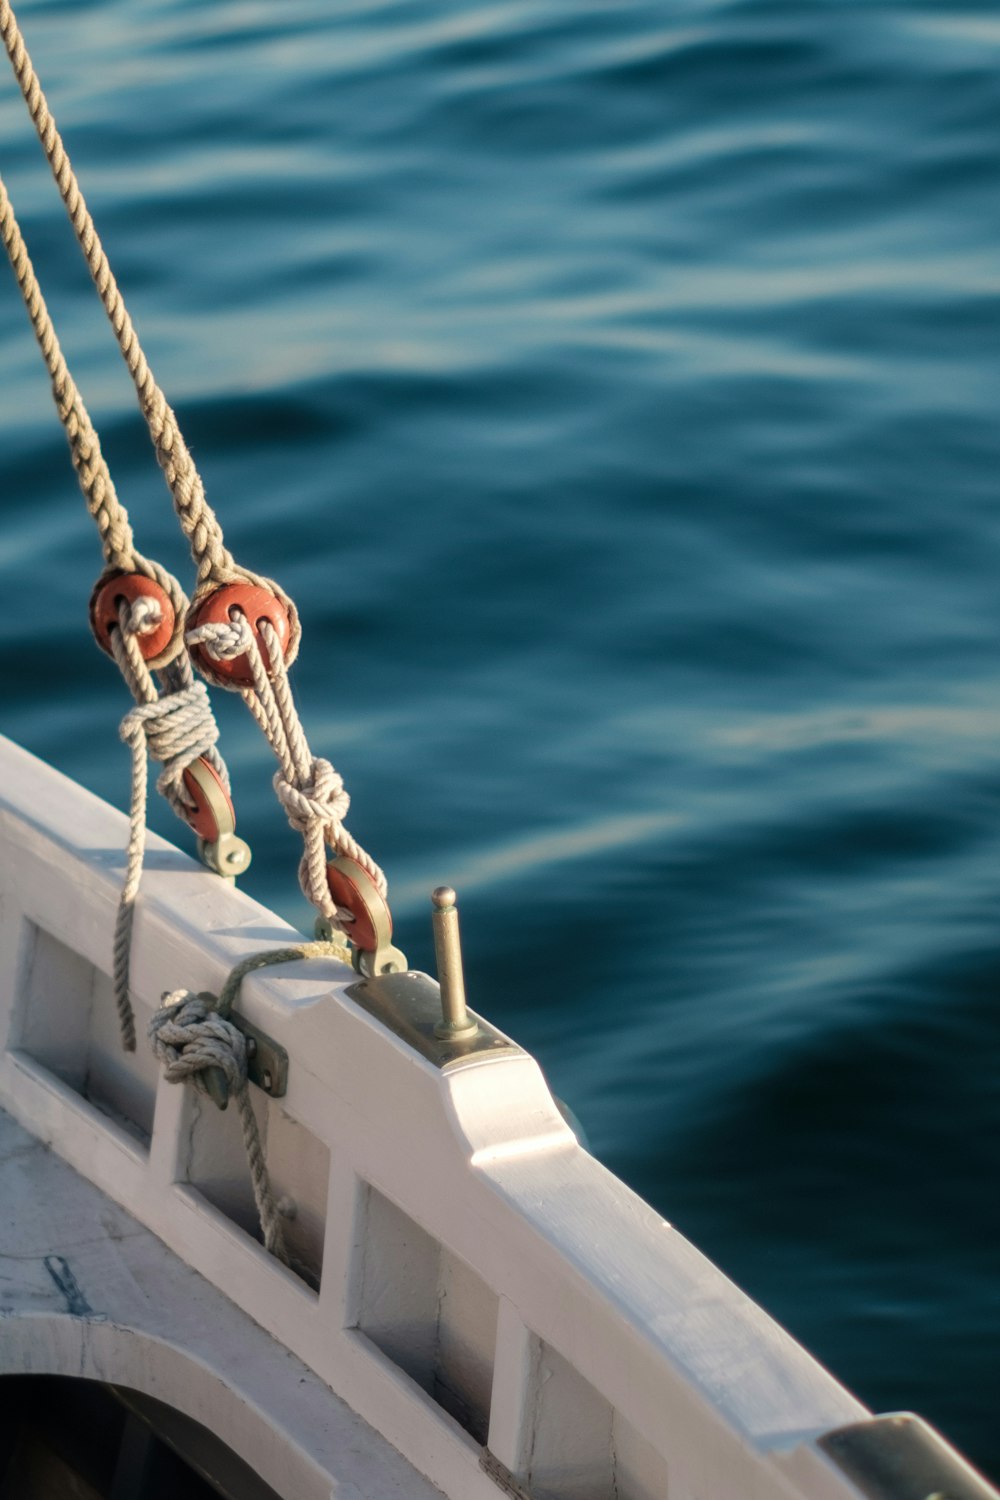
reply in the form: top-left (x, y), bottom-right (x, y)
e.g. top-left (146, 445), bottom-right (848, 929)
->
top-left (0, 734), bottom-right (992, 1500)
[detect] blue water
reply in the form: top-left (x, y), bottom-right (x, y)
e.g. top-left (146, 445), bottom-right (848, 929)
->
top-left (2, 0), bottom-right (999, 1476)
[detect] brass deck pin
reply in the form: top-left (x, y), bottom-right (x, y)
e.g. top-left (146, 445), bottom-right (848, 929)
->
top-left (431, 886), bottom-right (478, 1040)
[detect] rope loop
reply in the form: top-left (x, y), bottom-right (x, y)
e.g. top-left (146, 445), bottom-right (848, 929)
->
top-left (186, 577), bottom-right (301, 690)
top-left (273, 758), bottom-right (350, 834)
top-left (90, 558), bottom-right (189, 669)
top-left (127, 595), bottom-right (163, 636)
top-left (130, 555), bottom-right (188, 666)
top-left (112, 639), bottom-right (230, 1052)
top-left (185, 614), bottom-right (253, 663)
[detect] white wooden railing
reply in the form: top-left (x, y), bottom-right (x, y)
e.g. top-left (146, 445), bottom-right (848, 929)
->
top-left (0, 734), bottom-right (991, 1500)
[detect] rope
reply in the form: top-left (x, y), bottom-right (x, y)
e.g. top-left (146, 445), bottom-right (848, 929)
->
top-left (216, 940), bottom-right (353, 1014)
top-left (190, 613), bottom-right (386, 929)
top-left (150, 992), bottom-right (288, 1262)
top-left (1, 0), bottom-right (390, 954)
top-left (0, 171), bottom-right (131, 569)
top-left (113, 600), bottom-right (226, 1050)
top-left (0, 0), bottom-right (299, 661)
top-left (0, 169), bottom-right (190, 666)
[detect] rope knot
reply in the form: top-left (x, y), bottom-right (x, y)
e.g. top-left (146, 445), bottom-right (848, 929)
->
top-left (125, 594), bottom-right (163, 636)
top-left (185, 615), bottom-right (253, 662)
top-left (119, 679), bottom-right (221, 808)
top-left (274, 757), bottom-right (350, 834)
top-left (149, 990), bottom-right (247, 1095)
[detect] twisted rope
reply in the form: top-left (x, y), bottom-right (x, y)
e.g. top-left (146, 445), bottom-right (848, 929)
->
top-left (150, 992), bottom-right (288, 1262)
top-left (1, 167), bottom-right (238, 1048)
top-left (190, 614), bottom-right (386, 929)
top-left (0, 0), bottom-right (232, 588)
top-left (0, 171), bottom-right (132, 569)
top-left (216, 940), bottom-right (353, 1012)
top-left (2, 0), bottom-right (390, 953)
top-left (0, 0), bottom-right (300, 666)
top-left (112, 600), bottom-right (226, 1050)
top-left (0, 169), bottom-right (191, 668)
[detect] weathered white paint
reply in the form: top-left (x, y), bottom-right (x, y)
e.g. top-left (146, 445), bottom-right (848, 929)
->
top-left (0, 1105), bottom-right (444, 1500)
top-left (0, 734), bottom-right (988, 1500)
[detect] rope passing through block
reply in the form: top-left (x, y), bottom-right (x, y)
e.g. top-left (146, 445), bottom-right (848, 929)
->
top-left (90, 570), bottom-right (176, 666)
top-left (112, 595), bottom-right (234, 1051)
top-left (185, 609), bottom-right (391, 943)
top-left (2, 0), bottom-right (393, 979)
top-left (187, 583), bottom-right (294, 687)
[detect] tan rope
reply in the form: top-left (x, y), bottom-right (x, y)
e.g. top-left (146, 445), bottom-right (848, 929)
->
top-left (0, 0), bottom-right (299, 662)
top-left (216, 940), bottom-right (353, 1015)
top-left (111, 598), bottom-right (231, 1051)
top-left (0, 169), bottom-right (192, 667)
top-left (0, 0), bottom-right (231, 586)
top-left (188, 612), bottom-right (387, 925)
top-left (1, 0), bottom-right (389, 942)
top-left (0, 170), bottom-right (131, 571)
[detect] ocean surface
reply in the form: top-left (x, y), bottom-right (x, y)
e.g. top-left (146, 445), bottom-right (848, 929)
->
top-left (1, 0), bottom-right (998, 1478)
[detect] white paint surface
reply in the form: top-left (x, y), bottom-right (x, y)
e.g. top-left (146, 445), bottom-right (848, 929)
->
top-left (0, 733), bottom-right (985, 1500)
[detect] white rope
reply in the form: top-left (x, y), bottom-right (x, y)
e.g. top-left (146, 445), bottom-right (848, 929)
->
top-left (111, 601), bottom-right (225, 1050)
top-left (188, 613), bottom-right (386, 931)
top-left (150, 992), bottom-right (288, 1262)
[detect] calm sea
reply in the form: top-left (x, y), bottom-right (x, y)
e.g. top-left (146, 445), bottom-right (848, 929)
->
top-left (1, 0), bottom-right (998, 1477)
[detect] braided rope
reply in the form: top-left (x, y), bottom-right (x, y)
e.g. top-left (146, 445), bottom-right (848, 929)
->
top-left (190, 614), bottom-right (386, 927)
top-left (0, 170), bottom-right (191, 667)
top-left (0, 172), bottom-right (133, 569)
top-left (1, 0), bottom-right (392, 950)
top-left (150, 992), bottom-right (289, 1262)
top-left (0, 0), bottom-right (233, 587)
top-left (0, 0), bottom-right (300, 665)
top-left (216, 941), bottom-right (353, 1013)
top-left (112, 600), bottom-right (227, 1050)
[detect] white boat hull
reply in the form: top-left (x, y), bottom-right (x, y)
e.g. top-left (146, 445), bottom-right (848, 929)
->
top-left (0, 734), bottom-right (993, 1500)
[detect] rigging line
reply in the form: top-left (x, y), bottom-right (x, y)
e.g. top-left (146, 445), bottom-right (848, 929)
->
top-left (112, 600), bottom-right (229, 1051)
top-left (188, 612), bottom-right (387, 923)
top-left (1, 0), bottom-right (385, 928)
top-left (0, 0), bottom-right (295, 631)
top-left (0, 172), bottom-right (239, 1046)
top-left (2, 169), bottom-right (134, 577)
top-left (0, 168), bottom-right (194, 673)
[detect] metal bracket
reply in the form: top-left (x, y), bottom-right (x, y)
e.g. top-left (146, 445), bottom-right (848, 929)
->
top-left (345, 971), bottom-right (521, 1070)
top-left (233, 1012), bottom-right (288, 1099)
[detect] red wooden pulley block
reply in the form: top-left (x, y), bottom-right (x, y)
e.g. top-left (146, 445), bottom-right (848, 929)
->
top-left (327, 859), bottom-right (392, 953)
top-left (187, 583), bottom-right (291, 685)
top-left (181, 756), bottom-right (236, 842)
top-left (90, 572), bottom-right (175, 662)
